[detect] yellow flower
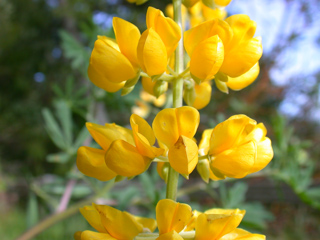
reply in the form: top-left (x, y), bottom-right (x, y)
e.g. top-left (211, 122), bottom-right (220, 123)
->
top-left (77, 114), bottom-right (163, 179)
top-left (156, 199), bottom-right (193, 235)
top-left (219, 15), bottom-right (262, 78)
top-left (184, 18), bottom-right (232, 82)
top-left (75, 203), bottom-right (156, 240)
top-left (132, 100), bottom-right (151, 118)
top-left (226, 63), bottom-right (260, 91)
top-left (88, 18), bottom-right (141, 92)
top-left (126, 0), bottom-right (148, 5)
top-left (184, 14), bottom-right (262, 83)
top-left (184, 82), bottom-right (212, 110)
top-left (146, 7), bottom-right (181, 57)
top-left (138, 7), bottom-right (181, 77)
top-left (152, 106), bottom-right (200, 176)
top-left (200, 115), bottom-right (273, 179)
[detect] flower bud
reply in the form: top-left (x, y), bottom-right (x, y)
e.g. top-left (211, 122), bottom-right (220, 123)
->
top-left (197, 159), bottom-right (210, 183)
top-left (153, 80), bottom-right (168, 98)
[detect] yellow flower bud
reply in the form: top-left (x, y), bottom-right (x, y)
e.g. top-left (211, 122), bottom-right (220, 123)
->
top-left (193, 82), bottom-right (212, 109)
top-left (214, 0), bottom-right (232, 7)
top-left (202, 115), bottom-right (273, 179)
top-left (137, 28), bottom-right (168, 77)
top-left (146, 7), bottom-right (181, 57)
top-left (87, 18), bottom-right (141, 92)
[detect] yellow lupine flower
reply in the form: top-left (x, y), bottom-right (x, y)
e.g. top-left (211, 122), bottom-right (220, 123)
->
top-left (226, 63), bottom-right (260, 91)
top-left (214, 0), bottom-right (232, 6)
top-left (88, 18), bottom-right (141, 92)
top-left (195, 212), bottom-right (244, 240)
top-left (76, 204), bottom-right (156, 240)
top-left (193, 82), bottom-right (212, 109)
top-left (219, 15), bottom-right (262, 78)
top-left (200, 115), bottom-right (273, 179)
top-left (146, 7), bottom-right (181, 57)
top-left (106, 114), bottom-right (164, 176)
top-left (152, 106), bottom-right (200, 175)
top-left (156, 199), bottom-right (193, 235)
top-left (137, 28), bottom-right (168, 77)
top-left (184, 18), bottom-right (232, 82)
top-left (220, 228), bottom-right (266, 240)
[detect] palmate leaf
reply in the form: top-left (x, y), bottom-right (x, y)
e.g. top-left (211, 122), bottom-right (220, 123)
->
top-left (54, 100), bottom-right (73, 148)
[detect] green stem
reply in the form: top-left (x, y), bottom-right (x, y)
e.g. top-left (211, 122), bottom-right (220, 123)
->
top-left (166, 0), bottom-right (184, 201)
top-left (17, 180), bottom-right (114, 240)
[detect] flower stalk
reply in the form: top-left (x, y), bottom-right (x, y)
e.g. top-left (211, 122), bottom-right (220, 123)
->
top-left (166, 0), bottom-right (184, 201)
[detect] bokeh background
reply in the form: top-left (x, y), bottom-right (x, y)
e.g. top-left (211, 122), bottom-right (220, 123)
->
top-left (1, 0), bottom-right (320, 239)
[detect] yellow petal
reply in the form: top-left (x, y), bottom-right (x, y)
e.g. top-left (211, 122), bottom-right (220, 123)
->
top-left (195, 213), bottom-right (243, 240)
top-left (79, 206), bottom-right (107, 233)
top-left (225, 15), bottom-right (257, 46)
top-left (183, 0), bottom-right (200, 8)
top-left (80, 231), bottom-right (117, 240)
top-left (86, 122), bottom-right (134, 151)
top-left (236, 122), bottom-right (266, 146)
top-left (208, 115), bottom-right (255, 156)
top-left (137, 28), bottom-right (167, 76)
top-left (146, 7), bottom-right (181, 57)
top-left (168, 136), bottom-right (198, 175)
top-left (220, 37), bottom-right (262, 78)
top-left (74, 231), bottom-right (82, 240)
top-left (211, 141), bottom-right (256, 178)
top-left (105, 139), bottom-right (150, 177)
top-left (248, 137), bottom-right (273, 174)
top-left (199, 129), bottom-right (213, 155)
top-left (202, 4), bottom-right (227, 20)
top-left (214, 0), bottom-right (232, 6)
top-left (93, 204), bottom-right (143, 240)
top-left (156, 199), bottom-right (192, 235)
top-left (192, 82), bottom-right (212, 109)
top-left (88, 61), bottom-right (125, 92)
top-left (221, 228), bottom-right (266, 240)
top-left (185, 210), bottom-right (202, 231)
top-left (130, 114), bottom-right (164, 158)
top-left (190, 35), bottom-right (224, 81)
top-left (76, 147), bottom-right (117, 181)
top-left (153, 107), bottom-right (200, 148)
top-left (205, 208), bottom-right (245, 216)
top-left (157, 231), bottom-right (184, 240)
top-left (88, 38), bottom-right (136, 83)
top-left (184, 19), bottom-right (233, 57)
top-left (142, 77), bottom-right (156, 95)
top-left (227, 63), bottom-right (259, 91)
top-left (113, 17), bottom-right (141, 68)
top-left (134, 216), bottom-right (157, 232)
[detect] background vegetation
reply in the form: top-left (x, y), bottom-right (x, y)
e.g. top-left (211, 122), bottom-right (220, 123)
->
top-left (1, 0), bottom-right (320, 239)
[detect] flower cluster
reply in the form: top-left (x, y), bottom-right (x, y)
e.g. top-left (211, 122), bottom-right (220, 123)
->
top-left (77, 106), bottom-right (273, 181)
top-left (75, 199), bottom-right (265, 240)
top-left (88, 6), bottom-right (262, 109)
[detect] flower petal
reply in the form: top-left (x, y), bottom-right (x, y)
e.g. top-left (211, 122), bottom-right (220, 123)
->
top-left (79, 205), bottom-right (107, 233)
top-left (80, 231), bottom-right (117, 240)
top-left (88, 38), bottom-right (136, 83)
top-left (134, 216), bottom-right (157, 232)
top-left (208, 115), bottom-right (254, 156)
top-left (86, 122), bottom-right (134, 151)
top-left (190, 35), bottom-right (224, 81)
top-left (195, 213), bottom-right (243, 240)
top-left (220, 228), bottom-right (266, 240)
top-left (105, 139), bottom-right (150, 177)
top-left (93, 204), bottom-right (143, 240)
top-left (248, 137), bottom-right (273, 174)
top-left (146, 7), bottom-right (181, 57)
top-left (199, 129), bottom-right (213, 155)
top-left (77, 147), bottom-right (117, 181)
top-left (113, 17), bottom-right (141, 68)
top-left (157, 231), bottom-right (184, 240)
top-left (192, 82), bottom-right (212, 110)
top-left (137, 28), bottom-right (167, 76)
top-left (211, 141), bottom-right (256, 178)
top-left (176, 106), bottom-right (200, 139)
top-left (168, 136), bottom-right (198, 175)
top-left (156, 199), bottom-right (193, 235)
top-left (227, 63), bottom-right (259, 91)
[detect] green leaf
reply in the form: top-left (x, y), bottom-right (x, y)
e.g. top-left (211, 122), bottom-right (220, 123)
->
top-left (42, 108), bottom-right (66, 150)
top-left (241, 202), bottom-right (274, 230)
top-left (26, 192), bottom-right (39, 229)
top-left (54, 100), bottom-right (73, 148)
